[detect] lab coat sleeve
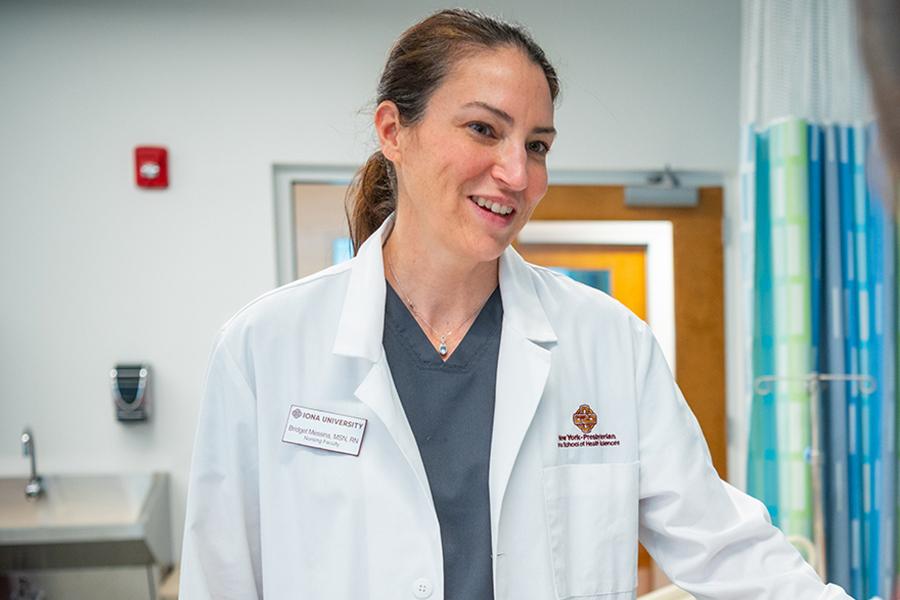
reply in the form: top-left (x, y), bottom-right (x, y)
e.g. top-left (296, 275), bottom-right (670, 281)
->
top-left (632, 323), bottom-right (852, 600)
top-left (179, 333), bottom-right (263, 600)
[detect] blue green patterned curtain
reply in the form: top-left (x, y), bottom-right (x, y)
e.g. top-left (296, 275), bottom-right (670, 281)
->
top-left (742, 118), bottom-right (898, 600)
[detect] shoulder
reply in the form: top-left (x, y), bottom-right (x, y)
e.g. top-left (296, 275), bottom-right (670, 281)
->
top-left (215, 259), bottom-right (354, 352)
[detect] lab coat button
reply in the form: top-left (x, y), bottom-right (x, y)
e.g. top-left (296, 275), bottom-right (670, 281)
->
top-left (412, 577), bottom-right (433, 598)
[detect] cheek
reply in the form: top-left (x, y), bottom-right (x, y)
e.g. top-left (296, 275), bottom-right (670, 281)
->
top-left (426, 142), bottom-right (471, 191)
top-left (526, 163), bottom-right (549, 206)
top-left (450, 144), bottom-right (496, 184)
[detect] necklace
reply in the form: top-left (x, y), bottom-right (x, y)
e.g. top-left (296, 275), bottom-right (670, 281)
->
top-left (385, 256), bottom-right (490, 357)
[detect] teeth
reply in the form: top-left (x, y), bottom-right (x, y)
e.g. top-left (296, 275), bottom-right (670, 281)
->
top-left (472, 196), bottom-right (513, 215)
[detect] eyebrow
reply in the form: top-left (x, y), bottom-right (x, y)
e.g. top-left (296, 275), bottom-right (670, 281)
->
top-left (462, 101), bottom-right (557, 135)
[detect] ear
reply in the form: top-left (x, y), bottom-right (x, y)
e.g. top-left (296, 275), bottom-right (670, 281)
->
top-left (374, 100), bottom-right (403, 163)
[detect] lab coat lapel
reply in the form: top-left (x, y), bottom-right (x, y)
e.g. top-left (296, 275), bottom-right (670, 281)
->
top-left (332, 217), bottom-right (431, 499)
top-left (353, 353), bottom-right (431, 499)
top-left (490, 246), bottom-right (556, 553)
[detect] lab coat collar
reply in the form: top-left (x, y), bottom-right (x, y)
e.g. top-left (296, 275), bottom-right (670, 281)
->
top-left (489, 245), bottom-right (557, 568)
top-left (497, 244), bottom-right (557, 345)
top-left (332, 216), bottom-right (392, 361)
top-left (333, 214), bottom-right (557, 360)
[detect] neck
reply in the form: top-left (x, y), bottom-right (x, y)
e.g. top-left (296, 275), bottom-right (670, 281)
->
top-left (383, 214), bottom-right (499, 334)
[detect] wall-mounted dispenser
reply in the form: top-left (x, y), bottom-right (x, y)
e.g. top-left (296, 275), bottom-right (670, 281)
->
top-left (111, 364), bottom-right (151, 422)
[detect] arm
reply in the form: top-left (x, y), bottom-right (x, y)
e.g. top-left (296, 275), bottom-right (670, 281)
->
top-left (632, 322), bottom-right (852, 600)
top-left (179, 334), bottom-right (263, 599)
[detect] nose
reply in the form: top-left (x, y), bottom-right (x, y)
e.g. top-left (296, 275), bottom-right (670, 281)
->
top-left (492, 142), bottom-right (528, 192)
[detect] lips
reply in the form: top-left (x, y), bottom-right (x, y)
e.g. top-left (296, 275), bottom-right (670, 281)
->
top-left (469, 195), bottom-right (515, 216)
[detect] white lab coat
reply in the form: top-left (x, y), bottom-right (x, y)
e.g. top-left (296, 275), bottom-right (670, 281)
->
top-left (180, 216), bottom-right (852, 600)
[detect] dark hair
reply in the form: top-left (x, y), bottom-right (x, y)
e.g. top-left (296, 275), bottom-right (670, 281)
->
top-left (345, 8), bottom-right (560, 252)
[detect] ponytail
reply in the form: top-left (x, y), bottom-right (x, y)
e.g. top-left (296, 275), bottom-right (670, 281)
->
top-left (345, 151), bottom-right (396, 254)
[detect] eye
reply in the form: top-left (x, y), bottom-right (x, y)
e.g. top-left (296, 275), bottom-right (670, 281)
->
top-left (468, 121), bottom-right (496, 138)
top-left (527, 140), bottom-right (551, 156)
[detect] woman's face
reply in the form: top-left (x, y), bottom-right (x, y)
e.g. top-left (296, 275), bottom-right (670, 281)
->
top-left (386, 46), bottom-right (556, 263)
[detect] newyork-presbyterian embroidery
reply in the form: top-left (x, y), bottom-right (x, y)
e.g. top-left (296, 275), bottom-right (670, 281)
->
top-left (558, 403), bottom-right (621, 448)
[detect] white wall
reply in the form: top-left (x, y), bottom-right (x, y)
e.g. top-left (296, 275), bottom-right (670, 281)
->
top-left (0, 0), bottom-right (740, 560)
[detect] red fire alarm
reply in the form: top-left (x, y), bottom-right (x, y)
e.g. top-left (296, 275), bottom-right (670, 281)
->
top-left (135, 146), bottom-right (169, 188)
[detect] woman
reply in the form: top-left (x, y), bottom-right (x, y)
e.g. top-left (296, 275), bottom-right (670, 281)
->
top-left (180, 9), bottom-right (852, 600)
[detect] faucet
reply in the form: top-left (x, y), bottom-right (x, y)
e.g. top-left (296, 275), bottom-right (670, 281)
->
top-left (21, 428), bottom-right (44, 498)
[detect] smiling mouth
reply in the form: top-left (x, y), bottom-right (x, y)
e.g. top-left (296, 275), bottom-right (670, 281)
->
top-left (469, 195), bottom-right (515, 216)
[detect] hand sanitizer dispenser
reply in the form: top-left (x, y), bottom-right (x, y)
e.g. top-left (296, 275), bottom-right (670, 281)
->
top-left (111, 364), bottom-right (151, 422)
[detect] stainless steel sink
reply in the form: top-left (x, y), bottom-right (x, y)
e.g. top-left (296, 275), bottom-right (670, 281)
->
top-left (0, 473), bottom-right (172, 570)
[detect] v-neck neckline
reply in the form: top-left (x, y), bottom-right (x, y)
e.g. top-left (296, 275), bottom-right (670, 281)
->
top-left (384, 281), bottom-right (502, 369)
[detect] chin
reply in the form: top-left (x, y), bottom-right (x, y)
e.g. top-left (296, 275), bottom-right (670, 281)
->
top-left (467, 237), bottom-right (513, 264)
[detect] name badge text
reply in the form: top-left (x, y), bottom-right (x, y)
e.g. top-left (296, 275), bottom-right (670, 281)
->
top-left (282, 405), bottom-right (367, 456)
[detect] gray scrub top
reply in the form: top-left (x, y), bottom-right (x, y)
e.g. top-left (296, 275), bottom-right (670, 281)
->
top-left (383, 281), bottom-right (503, 600)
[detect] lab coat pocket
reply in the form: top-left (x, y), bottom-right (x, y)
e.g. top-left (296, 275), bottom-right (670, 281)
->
top-left (542, 462), bottom-right (639, 599)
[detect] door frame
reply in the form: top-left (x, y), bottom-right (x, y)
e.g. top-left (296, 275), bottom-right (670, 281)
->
top-left (272, 164), bottom-right (355, 286)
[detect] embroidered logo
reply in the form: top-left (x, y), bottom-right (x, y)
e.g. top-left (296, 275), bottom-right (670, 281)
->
top-left (572, 404), bottom-right (598, 434)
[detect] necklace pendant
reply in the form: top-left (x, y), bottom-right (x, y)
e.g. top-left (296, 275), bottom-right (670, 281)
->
top-left (439, 337), bottom-right (448, 356)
